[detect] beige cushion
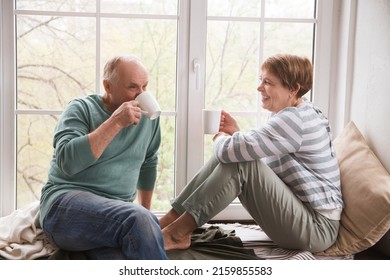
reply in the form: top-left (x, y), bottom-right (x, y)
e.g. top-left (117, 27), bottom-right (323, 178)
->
top-left (319, 121), bottom-right (390, 256)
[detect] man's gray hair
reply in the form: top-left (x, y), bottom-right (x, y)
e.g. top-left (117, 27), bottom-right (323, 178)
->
top-left (103, 55), bottom-right (146, 82)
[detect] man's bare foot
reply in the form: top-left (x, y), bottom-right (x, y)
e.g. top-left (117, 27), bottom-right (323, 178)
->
top-left (162, 227), bottom-right (191, 251)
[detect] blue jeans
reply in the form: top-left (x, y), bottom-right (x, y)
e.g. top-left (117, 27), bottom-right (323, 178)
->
top-left (42, 190), bottom-right (167, 260)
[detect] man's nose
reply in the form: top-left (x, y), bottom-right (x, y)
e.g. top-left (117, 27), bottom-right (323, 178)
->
top-left (135, 90), bottom-right (144, 98)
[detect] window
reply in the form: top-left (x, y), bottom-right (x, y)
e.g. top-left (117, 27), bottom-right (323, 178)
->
top-left (190, 0), bottom-right (320, 219)
top-left (203, 0), bottom-right (316, 161)
top-left (1, 0), bottom-right (334, 218)
top-left (12, 0), bottom-right (179, 213)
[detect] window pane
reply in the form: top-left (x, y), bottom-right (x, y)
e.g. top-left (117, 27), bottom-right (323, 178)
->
top-left (15, 1), bottom-right (178, 212)
top-left (16, 0), bottom-right (96, 12)
top-left (101, 18), bottom-right (177, 112)
top-left (101, 0), bottom-right (177, 15)
top-left (263, 22), bottom-right (314, 60)
top-left (205, 0), bottom-right (316, 164)
top-left (152, 116), bottom-right (175, 212)
top-left (205, 21), bottom-right (259, 111)
top-left (16, 115), bottom-right (58, 206)
top-left (207, 0), bottom-right (261, 17)
top-left (16, 16), bottom-right (96, 110)
top-left (265, 0), bottom-right (316, 18)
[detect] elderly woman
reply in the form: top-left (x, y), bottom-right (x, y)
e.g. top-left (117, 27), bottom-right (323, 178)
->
top-left (160, 54), bottom-right (343, 253)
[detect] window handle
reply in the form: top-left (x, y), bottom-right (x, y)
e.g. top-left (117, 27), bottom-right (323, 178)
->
top-left (193, 58), bottom-right (200, 90)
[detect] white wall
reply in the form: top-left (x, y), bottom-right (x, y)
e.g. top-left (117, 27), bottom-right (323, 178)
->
top-left (330, 0), bottom-right (390, 172)
top-left (351, 0), bottom-right (390, 171)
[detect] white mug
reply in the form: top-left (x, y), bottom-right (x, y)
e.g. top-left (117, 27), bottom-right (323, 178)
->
top-left (135, 91), bottom-right (161, 120)
top-left (202, 109), bottom-right (221, 134)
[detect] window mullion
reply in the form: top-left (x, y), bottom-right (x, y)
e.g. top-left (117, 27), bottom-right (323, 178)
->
top-left (96, 0), bottom-right (101, 94)
top-left (174, 0), bottom-right (191, 195)
top-left (0, 0), bottom-right (16, 217)
top-left (184, 0), bottom-right (208, 185)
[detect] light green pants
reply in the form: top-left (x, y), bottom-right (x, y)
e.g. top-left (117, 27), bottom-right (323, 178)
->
top-left (172, 156), bottom-right (339, 253)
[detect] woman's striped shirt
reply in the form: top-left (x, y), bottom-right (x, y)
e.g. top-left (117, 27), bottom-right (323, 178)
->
top-left (214, 100), bottom-right (343, 219)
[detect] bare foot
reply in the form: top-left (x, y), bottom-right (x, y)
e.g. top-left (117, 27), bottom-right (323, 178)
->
top-left (162, 227), bottom-right (191, 251)
top-left (161, 211), bottom-right (197, 250)
top-left (159, 209), bottom-right (180, 229)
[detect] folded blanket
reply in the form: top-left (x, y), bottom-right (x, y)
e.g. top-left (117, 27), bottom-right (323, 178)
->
top-left (0, 201), bottom-right (56, 260)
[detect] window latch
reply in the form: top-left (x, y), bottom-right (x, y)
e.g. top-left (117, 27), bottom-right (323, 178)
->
top-left (193, 58), bottom-right (200, 90)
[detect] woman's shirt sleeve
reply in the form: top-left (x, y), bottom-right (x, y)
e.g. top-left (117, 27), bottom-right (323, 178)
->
top-left (214, 109), bottom-right (304, 163)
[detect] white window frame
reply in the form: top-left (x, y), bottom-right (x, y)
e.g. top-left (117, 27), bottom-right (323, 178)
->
top-left (0, 0), bottom-right (336, 218)
top-left (1, 0), bottom-right (17, 217)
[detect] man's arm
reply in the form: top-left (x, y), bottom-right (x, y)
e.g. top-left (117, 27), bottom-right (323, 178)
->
top-left (88, 101), bottom-right (143, 159)
top-left (137, 189), bottom-right (154, 210)
top-left (87, 117), bottom-right (123, 159)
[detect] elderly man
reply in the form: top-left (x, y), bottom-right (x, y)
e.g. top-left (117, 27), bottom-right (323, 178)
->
top-left (39, 55), bottom-right (167, 260)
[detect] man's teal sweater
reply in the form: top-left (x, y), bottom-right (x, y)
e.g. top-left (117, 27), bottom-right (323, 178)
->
top-left (39, 94), bottom-right (161, 226)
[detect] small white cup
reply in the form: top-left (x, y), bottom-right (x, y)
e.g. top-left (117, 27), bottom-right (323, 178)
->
top-left (202, 109), bottom-right (221, 134)
top-left (135, 91), bottom-right (161, 120)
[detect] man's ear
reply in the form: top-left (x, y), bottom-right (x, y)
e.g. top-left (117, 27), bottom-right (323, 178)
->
top-left (103, 80), bottom-right (111, 93)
